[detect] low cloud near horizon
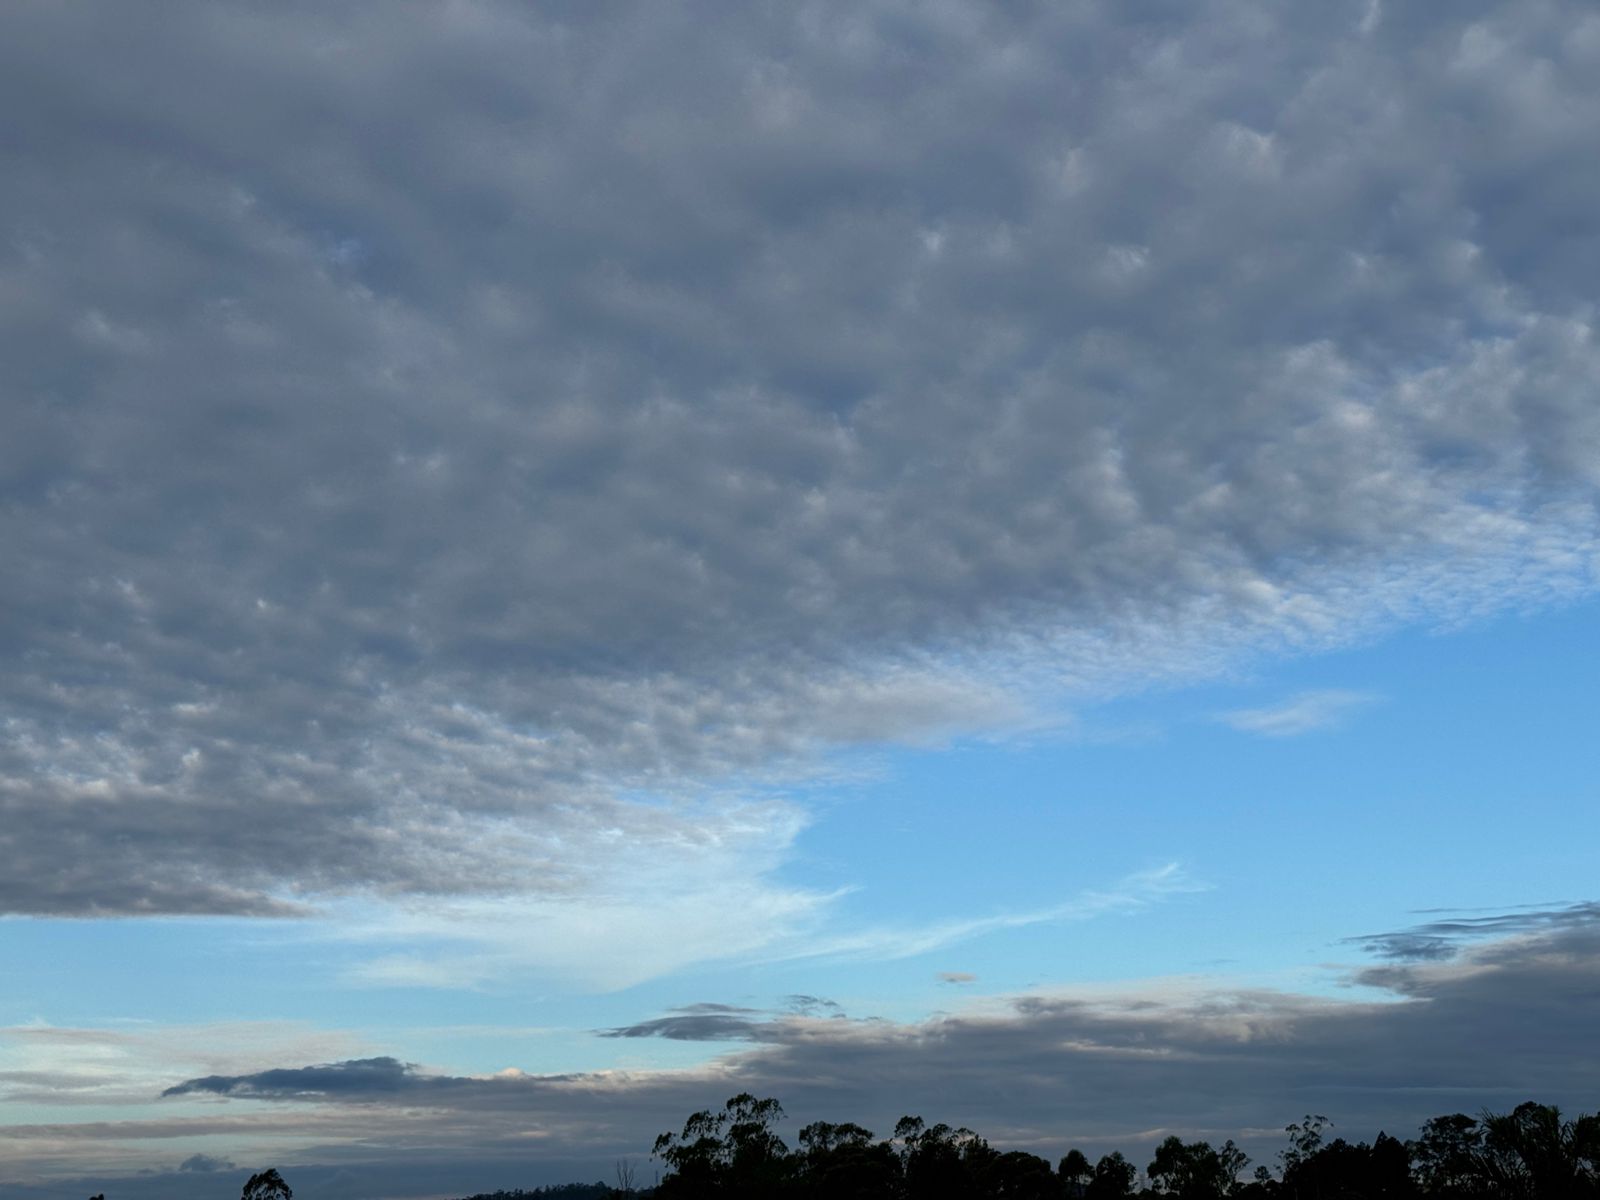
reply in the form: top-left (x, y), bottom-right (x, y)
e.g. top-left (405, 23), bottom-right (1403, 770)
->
top-left (10, 912), bottom-right (1600, 1198)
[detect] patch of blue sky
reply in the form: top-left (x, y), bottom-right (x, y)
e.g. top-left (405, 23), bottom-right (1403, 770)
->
top-left (784, 594), bottom-right (1600, 995)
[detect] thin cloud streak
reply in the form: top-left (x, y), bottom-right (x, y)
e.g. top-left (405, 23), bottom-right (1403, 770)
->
top-left (757, 864), bottom-right (1207, 966)
top-left (1216, 690), bottom-right (1380, 737)
top-left (327, 864), bottom-right (1197, 992)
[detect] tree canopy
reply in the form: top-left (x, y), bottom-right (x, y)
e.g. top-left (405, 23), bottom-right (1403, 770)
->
top-left (644, 1097), bottom-right (1599, 1199)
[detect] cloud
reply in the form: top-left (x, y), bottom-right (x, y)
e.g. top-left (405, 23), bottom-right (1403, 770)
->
top-left (61, 912), bottom-right (1588, 1196)
top-left (324, 862), bottom-right (1197, 993)
top-left (1346, 901), bottom-right (1600, 961)
top-left (768, 864), bottom-right (1207, 965)
top-left (601, 997), bottom-right (847, 1042)
top-left (177, 1152), bottom-right (234, 1172)
top-left (162, 1057), bottom-right (429, 1099)
top-left (784, 996), bottom-right (846, 1018)
top-left (938, 972), bottom-right (978, 984)
top-left (0, 1020), bottom-right (371, 1112)
top-left (1216, 690), bottom-right (1378, 737)
top-left (601, 1015), bottom-right (778, 1044)
top-left (1, 1), bottom-right (1598, 965)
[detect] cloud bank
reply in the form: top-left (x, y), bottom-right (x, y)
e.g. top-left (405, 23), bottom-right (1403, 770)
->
top-left (10, 915), bottom-right (1600, 1197)
top-left (2, 0), bottom-right (1598, 945)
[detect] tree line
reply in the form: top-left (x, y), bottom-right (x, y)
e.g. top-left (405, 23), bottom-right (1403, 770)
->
top-left (643, 1093), bottom-right (1599, 1199)
top-left (81, 1097), bottom-right (1599, 1200)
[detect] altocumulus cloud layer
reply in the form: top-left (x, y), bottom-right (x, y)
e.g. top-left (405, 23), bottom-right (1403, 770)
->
top-left (4, 0), bottom-right (1600, 926)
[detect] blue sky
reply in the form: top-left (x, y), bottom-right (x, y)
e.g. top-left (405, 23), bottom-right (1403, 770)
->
top-left (3, 1), bottom-right (1600, 1196)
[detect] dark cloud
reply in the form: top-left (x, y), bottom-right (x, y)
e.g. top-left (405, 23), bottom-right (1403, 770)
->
top-left (600, 996), bottom-right (848, 1039)
top-left (3, 0), bottom-right (1600, 917)
top-left (675, 1003), bottom-right (763, 1015)
top-left (1346, 901), bottom-right (1600, 961)
top-left (601, 1000), bottom-right (793, 1041)
top-left (162, 1056), bottom-right (437, 1099)
top-left (785, 995), bottom-right (846, 1017)
top-left (176, 1152), bottom-right (233, 1172)
top-left (600, 1014), bottom-right (777, 1043)
top-left (128, 918), bottom-right (1600, 1185)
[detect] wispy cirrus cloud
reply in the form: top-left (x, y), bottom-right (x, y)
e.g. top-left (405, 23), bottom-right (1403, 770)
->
top-left (757, 863), bottom-right (1207, 967)
top-left (329, 863), bottom-right (1198, 992)
top-left (1216, 690), bottom-right (1379, 737)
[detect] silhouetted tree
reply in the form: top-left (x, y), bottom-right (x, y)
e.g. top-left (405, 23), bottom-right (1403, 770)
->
top-left (1477, 1102), bottom-right (1599, 1199)
top-left (242, 1168), bottom-right (292, 1200)
top-left (1412, 1113), bottom-right (1487, 1197)
top-left (979, 1149), bottom-right (1057, 1199)
top-left (639, 1093), bottom-right (1600, 1200)
top-left (1086, 1151), bottom-right (1138, 1199)
top-left (1148, 1135), bottom-right (1250, 1198)
top-left (1060, 1148), bottom-right (1094, 1196)
top-left (1282, 1134), bottom-right (1416, 1200)
top-left (614, 1158), bottom-right (638, 1196)
top-left (896, 1116), bottom-right (991, 1200)
top-left (653, 1093), bottom-right (791, 1198)
top-left (1281, 1116), bottom-right (1330, 1179)
top-left (796, 1119), bottom-right (898, 1199)
top-left (1234, 1164), bottom-right (1280, 1198)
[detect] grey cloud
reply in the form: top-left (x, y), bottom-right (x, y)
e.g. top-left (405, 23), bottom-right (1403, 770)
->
top-left (1346, 901), bottom-right (1600, 961)
top-left (3, 0), bottom-right (1600, 915)
top-left (1351, 934), bottom-right (1460, 963)
top-left (107, 918), bottom-right (1600, 1189)
top-left (600, 1014), bottom-right (778, 1043)
top-left (601, 1000), bottom-right (803, 1041)
top-left (785, 994), bottom-right (846, 1017)
top-left (176, 1153), bottom-right (233, 1172)
top-left (599, 996), bottom-right (849, 1039)
top-left (161, 1056), bottom-right (436, 1099)
top-left (674, 1003), bottom-right (762, 1015)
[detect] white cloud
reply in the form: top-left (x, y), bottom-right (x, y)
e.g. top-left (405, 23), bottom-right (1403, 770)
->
top-left (1217, 690), bottom-right (1379, 737)
top-left (763, 864), bottom-right (1207, 966)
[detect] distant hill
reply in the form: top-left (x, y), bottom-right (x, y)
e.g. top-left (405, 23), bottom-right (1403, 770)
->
top-left (452, 1185), bottom-right (625, 1200)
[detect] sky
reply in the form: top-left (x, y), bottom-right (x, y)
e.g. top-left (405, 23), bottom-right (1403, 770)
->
top-left (2, 0), bottom-right (1599, 1196)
